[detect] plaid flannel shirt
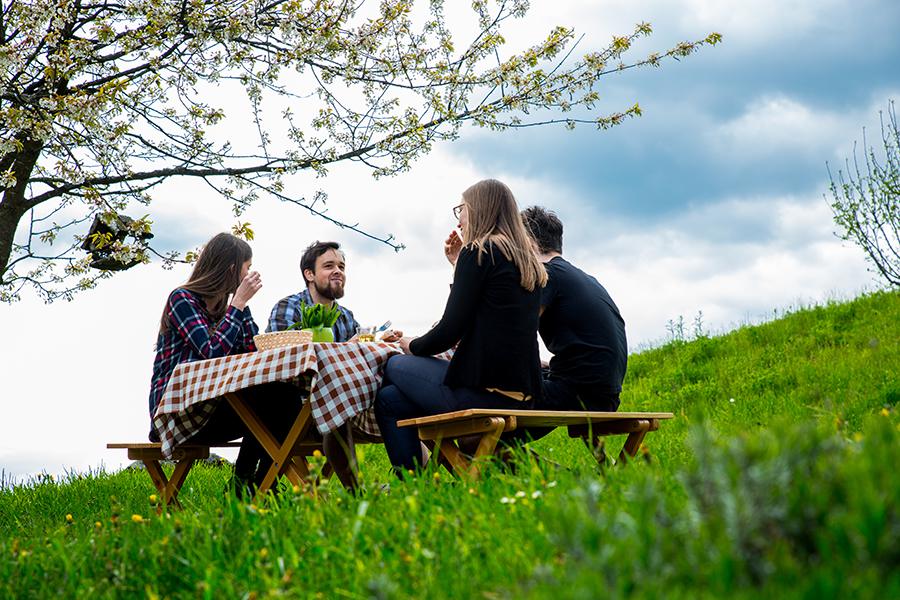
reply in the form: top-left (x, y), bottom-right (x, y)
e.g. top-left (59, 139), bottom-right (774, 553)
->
top-left (148, 288), bottom-right (258, 439)
top-left (266, 289), bottom-right (359, 341)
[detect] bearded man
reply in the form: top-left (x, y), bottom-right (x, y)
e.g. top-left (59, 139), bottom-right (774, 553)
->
top-left (265, 240), bottom-right (361, 490)
top-left (267, 240), bottom-right (359, 339)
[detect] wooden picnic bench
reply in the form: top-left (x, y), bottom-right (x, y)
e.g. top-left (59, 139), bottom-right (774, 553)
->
top-left (398, 409), bottom-right (674, 480)
top-left (107, 436), bottom-right (329, 508)
top-left (107, 441), bottom-right (245, 508)
top-left (108, 399), bottom-right (381, 507)
top-left (112, 408), bottom-right (673, 503)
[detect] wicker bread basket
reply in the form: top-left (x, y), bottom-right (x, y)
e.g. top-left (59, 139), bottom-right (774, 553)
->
top-left (253, 329), bottom-right (313, 351)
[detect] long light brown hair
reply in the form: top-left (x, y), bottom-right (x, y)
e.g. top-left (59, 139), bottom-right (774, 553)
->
top-left (460, 179), bottom-right (547, 291)
top-left (159, 233), bottom-right (252, 335)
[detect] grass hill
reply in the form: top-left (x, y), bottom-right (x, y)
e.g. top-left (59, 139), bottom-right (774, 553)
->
top-left (2, 291), bottom-right (898, 598)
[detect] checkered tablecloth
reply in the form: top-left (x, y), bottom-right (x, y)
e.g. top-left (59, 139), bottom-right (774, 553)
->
top-left (153, 342), bottom-right (410, 459)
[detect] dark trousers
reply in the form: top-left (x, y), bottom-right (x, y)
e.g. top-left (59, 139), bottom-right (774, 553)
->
top-left (374, 355), bottom-right (527, 472)
top-left (537, 372), bottom-right (620, 412)
top-left (508, 371), bottom-right (621, 444)
top-left (186, 382), bottom-right (303, 484)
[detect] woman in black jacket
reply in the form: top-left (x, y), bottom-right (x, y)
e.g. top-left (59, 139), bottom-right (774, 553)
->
top-left (374, 179), bottom-right (547, 473)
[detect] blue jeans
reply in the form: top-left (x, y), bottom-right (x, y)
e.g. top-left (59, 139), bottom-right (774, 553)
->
top-left (374, 355), bottom-right (527, 472)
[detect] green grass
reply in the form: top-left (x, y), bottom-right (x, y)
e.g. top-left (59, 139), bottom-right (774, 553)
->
top-left (2, 290), bottom-right (898, 598)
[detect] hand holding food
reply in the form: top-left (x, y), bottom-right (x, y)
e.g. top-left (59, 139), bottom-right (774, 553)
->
top-left (398, 336), bottom-right (415, 355)
top-left (380, 329), bottom-right (404, 343)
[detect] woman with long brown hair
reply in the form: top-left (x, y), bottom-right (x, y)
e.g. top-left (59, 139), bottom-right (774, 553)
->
top-left (374, 179), bottom-right (547, 473)
top-left (148, 232), bottom-right (293, 494)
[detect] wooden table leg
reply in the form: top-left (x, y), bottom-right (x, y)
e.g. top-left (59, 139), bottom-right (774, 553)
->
top-left (415, 416), bottom-right (514, 481)
top-left (255, 402), bottom-right (314, 494)
top-left (143, 459), bottom-right (176, 508)
top-left (128, 446), bottom-right (209, 510)
top-left (422, 440), bottom-right (455, 472)
top-left (420, 417), bottom-right (509, 481)
top-left (166, 459), bottom-right (195, 504)
top-left (225, 392), bottom-right (312, 498)
top-left (142, 459), bottom-right (190, 509)
top-left (581, 436), bottom-right (609, 467)
top-left (618, 419), bottom-right (651, 464)
top-left (468, 417), bottom-right (506, 480)
top-left (566, 419), bottom-right (659, 468)
top-left (437, 439), bottom-right (471, 477)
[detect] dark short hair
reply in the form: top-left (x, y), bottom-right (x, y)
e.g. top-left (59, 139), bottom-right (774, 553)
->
top-left (300, 241), bottom-right (342, 277)
top-left (521, 206), bottom-right (563, 254)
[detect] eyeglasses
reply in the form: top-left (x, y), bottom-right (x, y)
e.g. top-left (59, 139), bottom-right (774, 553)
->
top-left (452, 203), bottom-right (465, 219)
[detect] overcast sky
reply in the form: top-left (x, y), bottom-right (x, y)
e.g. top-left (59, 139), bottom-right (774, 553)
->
top-left (2, 0), bottom-right (897, 482)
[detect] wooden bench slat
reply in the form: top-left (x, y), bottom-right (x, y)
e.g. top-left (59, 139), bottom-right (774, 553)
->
top-left (398, 409), bottom-right (674, 428)
top-left (106, 442), bottom-right (242, 449)
top-left (398, 409), bottom-right (674, 480)
top-left (568, 419), bottom-right (660, 437)
top-left (417, 415), bottom-right (519, 441)
top-left (107, 440), bottom-right (245, 509)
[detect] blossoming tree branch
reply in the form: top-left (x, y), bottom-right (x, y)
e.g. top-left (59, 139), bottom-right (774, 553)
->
top-left (0, 0), bottom-right (720, 302)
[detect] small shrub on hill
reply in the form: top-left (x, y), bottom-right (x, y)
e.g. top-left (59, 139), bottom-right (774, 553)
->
top-left (522, 417), bottom-right (900, 598)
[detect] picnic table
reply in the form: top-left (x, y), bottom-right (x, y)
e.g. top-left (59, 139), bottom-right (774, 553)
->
top-left (151, 341), bottom-right (401, 498)
top-left (115, 343), bottom-right (673, 504)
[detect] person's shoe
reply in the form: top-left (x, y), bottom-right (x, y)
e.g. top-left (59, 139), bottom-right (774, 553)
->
top-left (224, 472), bottom-right (255, 500)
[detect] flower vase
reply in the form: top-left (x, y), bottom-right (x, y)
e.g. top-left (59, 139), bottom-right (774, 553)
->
top-left (303, 326), bottom-right (334, 343)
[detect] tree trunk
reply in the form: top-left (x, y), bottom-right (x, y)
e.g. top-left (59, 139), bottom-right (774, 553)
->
top-left (0, 138), bottom-right (44, 279)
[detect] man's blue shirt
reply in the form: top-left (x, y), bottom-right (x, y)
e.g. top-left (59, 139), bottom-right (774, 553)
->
top-left (266, 288), bottom-right (359, 342)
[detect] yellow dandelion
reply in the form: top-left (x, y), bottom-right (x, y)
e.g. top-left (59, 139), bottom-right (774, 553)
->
top-left (312, 449), bottom-right (322, 458)
top-left (258, 548), bottom-right (268, 559)
top-left (65, 514), bottom-right (73, 523)
top-left (432, 472), bottom-right (440, 481)
top-left (94, 521), bottom-right (102, 529)
top-left (292, 485), bottom-right (301, 494)
top-left (149, 494), bottom-right (158, 503)
top-left (882, 408), bottom-right (890, 417)
top-left (19, 550), bottom-right (29, 558)
top-left (131, 514), bottom-right (144, 523)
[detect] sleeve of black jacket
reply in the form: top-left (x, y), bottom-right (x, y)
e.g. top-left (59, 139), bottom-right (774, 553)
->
top-left (409, 245), bottom-right (487, 357)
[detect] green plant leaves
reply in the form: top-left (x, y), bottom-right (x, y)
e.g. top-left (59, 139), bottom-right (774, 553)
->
top-left (286, 302), bottom-right (341, 330)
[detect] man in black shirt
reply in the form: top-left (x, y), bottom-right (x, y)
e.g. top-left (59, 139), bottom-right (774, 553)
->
top-left (522, 206), bottom-right (627, 412)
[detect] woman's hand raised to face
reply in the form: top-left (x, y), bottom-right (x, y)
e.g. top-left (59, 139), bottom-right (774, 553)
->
top-left (232, 271), bottom-right (262, 310)
top-left (443, 229), bottom-right (462, 266)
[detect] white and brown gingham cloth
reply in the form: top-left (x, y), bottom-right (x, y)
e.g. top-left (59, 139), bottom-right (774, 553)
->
top-left (153, 342), bottom-right (412, 459)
